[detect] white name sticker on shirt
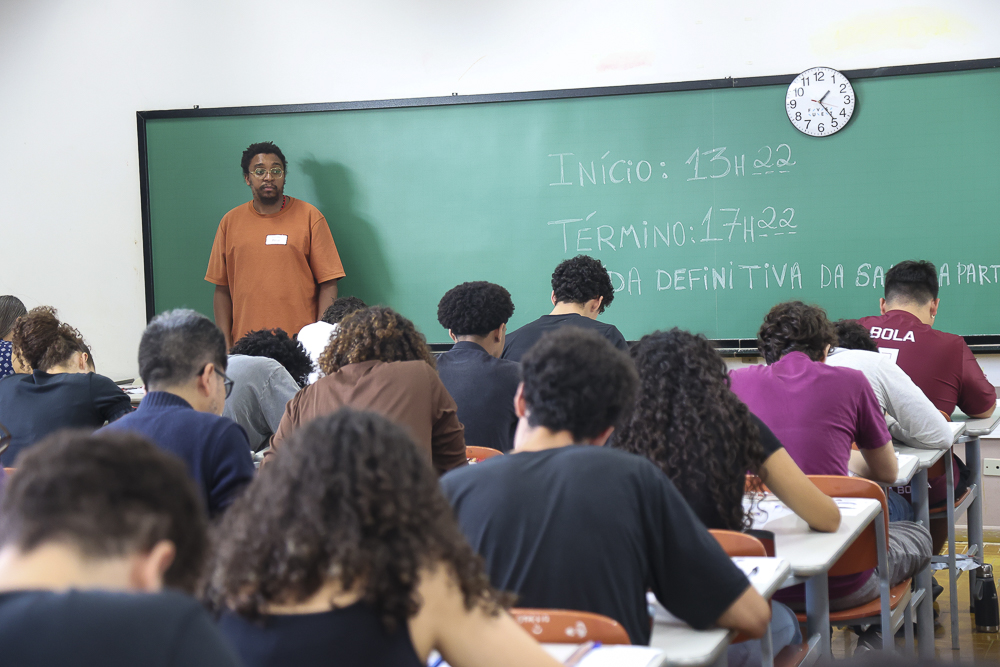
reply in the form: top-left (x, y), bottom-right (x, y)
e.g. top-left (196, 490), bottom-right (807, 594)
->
top-left (265, 235), bottom-right (288, 245)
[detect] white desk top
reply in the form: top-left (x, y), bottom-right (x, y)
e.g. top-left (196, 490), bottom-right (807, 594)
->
top-left (953, 400), bottom-right (1000, 436)
top-left (890, 453), bottom-right (919, 487)
top-left (894, 444), bottom-right (947, 470)
top-left (746, 497), bottom-right (881, 577)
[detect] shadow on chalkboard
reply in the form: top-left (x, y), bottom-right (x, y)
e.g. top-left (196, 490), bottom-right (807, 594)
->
top-left (299, 158), bottom-right (393, 308)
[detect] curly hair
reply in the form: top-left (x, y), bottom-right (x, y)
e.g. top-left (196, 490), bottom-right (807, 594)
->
top-left (0, 429), bottom-right (207, 593)
top-left (319, 307), bottom-right (435, 375)
top-left (884, 260), bottom-right (938, 305)
top-left (202, 409), bottom-right (507, 629)
top-left (551, 255), bottom-right (616, 314)
top-left (520, 328), bottom-right (637, 441)
top-left (321, 296), bottom-right (368, 325)
top-left (0, 295), bottom-right (26, 340)
top-left (11, 306), bottom-right (89, 372)
top-left (437, 281), bottom-right (515, 337)
top-left (615, 329), bottom-right (767, 531)
top-left (834, 320), bottom-right (878, 352)
top-left (241, 141), bottom-right (287, 176)
top-left (230, 328), bottom-right (313, 387)
top-left (757, 301), bottom-right (838, 365)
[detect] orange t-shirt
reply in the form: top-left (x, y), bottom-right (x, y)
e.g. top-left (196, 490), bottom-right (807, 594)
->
top-left (205, 197), bottom-right (346, 343)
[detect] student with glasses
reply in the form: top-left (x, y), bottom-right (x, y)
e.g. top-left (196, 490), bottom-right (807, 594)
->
top-left (101, 309), bottom-right (254, 517)
top-left (206, 141), bottom-right (346, 350)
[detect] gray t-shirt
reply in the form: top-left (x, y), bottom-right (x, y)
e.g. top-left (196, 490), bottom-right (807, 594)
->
top-left (223, 355), bottom-right (301, 452)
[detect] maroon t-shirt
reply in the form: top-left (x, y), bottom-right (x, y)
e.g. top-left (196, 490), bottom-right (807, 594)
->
top-left (857, 310), bottom-right (996, 416)
top-left (730, 351), bottom-right (892, 601)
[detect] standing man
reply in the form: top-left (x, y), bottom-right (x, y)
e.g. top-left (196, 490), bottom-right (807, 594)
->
top-left (206, 142), bottom-right (346, 349)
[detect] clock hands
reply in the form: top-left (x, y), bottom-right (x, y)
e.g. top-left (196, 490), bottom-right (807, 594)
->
top-left (812, 90), bottom-right (835, 120)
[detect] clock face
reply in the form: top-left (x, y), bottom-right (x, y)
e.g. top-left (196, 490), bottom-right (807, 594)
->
top-left (785, 67), bottom-right (855, 137)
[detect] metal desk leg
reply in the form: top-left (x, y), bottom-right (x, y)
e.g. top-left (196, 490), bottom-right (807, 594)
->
top-left (947, 452), bottom-right (959, 650)
top-left (805, 573), bottom-right (831, 658)
top-left (966, 437), bottom-right (984, 610)
top-left (912, 468), bottom-right (935, 658)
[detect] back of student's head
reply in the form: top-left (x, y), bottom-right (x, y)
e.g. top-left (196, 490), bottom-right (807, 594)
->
top-left (0, 430), bottom-right (207, 592)
top-left (319, 306), bottom-right (435, 375)
top-left (139, 309), bottom-right (227, 389)
top-left (757, 301), bottom-right (838, 365)
top-left (11, 306), bottom-right (88, 372)
top-left (230, 328), bottom-right (312, 387)
top-left (616, 329), bottom-right (765, 531)
top-left (437, 281), bottom-right (515, 336)
top-left (520, 328), bottom-right (637, 441)
top-left (320, 296), bottom-right (367, 325)
top-left (0, 296), bottom-right (27, 340)
top-left (884, 260), bottom-right (938, 306)
top-left (551, 255), bottom-right (615, 313)
top-left (204, 408), bottom-right (504, 628)
top-left (834, 320), bottom-right (878, 352)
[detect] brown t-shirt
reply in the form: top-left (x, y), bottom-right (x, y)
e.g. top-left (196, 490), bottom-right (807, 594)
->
top-left (205, 197), bottom-right (346, 343)
top-left (271, 360), bottom-right (467, 475)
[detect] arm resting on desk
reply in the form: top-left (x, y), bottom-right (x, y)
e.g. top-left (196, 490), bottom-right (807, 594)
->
top-left (759, 449), bottom-right (841, 533)
top-left (968, 404), bottom-right (996, 420)
top-left (716, 585), bottom-right (771, 639)
top-left (849, 444), bottom-right (898, 485)
top-left (213, 285), bottom-right (234, 350)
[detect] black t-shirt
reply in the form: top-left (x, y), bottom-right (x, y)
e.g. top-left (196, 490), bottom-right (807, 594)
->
top-left (679, 414), bottom-right (784, 530)
top-left (0, 371), bottom-right (133, 465)
top-left (501, 313), bottom-right (629, 362)
top-left (0, 590), bottom-right (241, 667)
top-left (436, 341), bottom-right (519, 453)
top-left (217, 602), bottom-right (423, 667)
top-left (440, 445), bottom-right (749, 644)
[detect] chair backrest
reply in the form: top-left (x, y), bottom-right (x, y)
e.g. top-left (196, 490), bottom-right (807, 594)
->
top-left (510, 608), bottom-right (631, 645)
top-left (710, 529), bottom-right (767, 557)
top-left (466, 446), bottom-right (503, 463)
top-left (806, 475), bottom-right (887, 576)
top-left (939, 410), bottom-right (952, 422)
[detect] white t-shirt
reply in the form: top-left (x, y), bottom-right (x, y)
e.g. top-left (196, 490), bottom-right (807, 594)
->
top-left (296, 321), bottom-right (338, 384)
top-left (826, 347), bottom-right (952, 450)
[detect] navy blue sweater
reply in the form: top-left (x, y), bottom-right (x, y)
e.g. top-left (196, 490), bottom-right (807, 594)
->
top-left (101, 392), bottom-right (254, 516)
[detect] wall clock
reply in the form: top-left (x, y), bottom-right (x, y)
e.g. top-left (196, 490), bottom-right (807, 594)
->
top-left (785, 67), bottom-right (855, 136)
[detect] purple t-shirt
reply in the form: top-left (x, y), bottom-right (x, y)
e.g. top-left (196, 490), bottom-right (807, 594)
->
top-left (729, 351), bottom-right (892, 601)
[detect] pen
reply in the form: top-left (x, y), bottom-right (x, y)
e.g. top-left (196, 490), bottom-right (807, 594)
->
top-left (563, 640), bottom-right (601, 666)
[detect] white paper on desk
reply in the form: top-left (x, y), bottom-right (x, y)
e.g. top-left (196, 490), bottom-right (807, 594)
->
top-left (742, 498), bottom-right (796, 526)
top-left (834, 498), bottom-right (867, 516)
top-left (732, 557), bottom-right (787, 595)
top-left (574, 646), bottom-right (664, 667)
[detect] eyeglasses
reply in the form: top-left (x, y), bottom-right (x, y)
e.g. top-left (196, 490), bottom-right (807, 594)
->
top-left (204, 365), bottom-right (234, 399)
top-left (0, 421), bottom-right (11, 458)
top-left (250, 167), bottom-right (284, 178)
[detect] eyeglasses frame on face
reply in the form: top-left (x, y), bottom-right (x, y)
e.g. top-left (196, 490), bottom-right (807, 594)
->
top-left (203, 364), bottom-right (234, 399)
top-left (250, 167), bottom-right (284, 179)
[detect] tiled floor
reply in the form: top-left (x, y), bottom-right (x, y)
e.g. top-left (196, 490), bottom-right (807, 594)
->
top-left (831, 542), bottom-right (1000, 660)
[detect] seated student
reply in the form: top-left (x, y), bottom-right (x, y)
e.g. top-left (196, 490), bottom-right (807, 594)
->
top-left (829, 320), bottom-right (953, 450)
top-left (101, 309), bottom-right (255, 517)
top-left (442, 328), bottom-right (770, 645)
top-left (297, 296), bottom-right (367, 384)
top-left (270, 307), bottom-right (466, 474)
top-left (615, 328), bottom-right (839, 666)
top-left (436, 281), bottom-right (519, 452)
top-left (207, 409), bottom-right (562, 667)
top-left (0, 307), bottom-right (132, 466)
top-left (0, 295), bottom-right (27, 378)
top-left (0, 430), bottom-right (240, 667)
top-left (225, 328), bottom-right (310, 453)
top-left (858, 260), bottom-right (996, 419)
top-left (501, 255), bottom-right (628, 361)
top-left (729, 302), bottom-right (931, 615)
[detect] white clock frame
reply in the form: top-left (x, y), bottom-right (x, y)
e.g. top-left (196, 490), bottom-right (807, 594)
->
top-left (785, 67), bottom-right (855, 137)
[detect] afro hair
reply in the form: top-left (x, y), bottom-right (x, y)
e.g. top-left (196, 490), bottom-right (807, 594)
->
top-left (437, 282), bottom-right (515, 337)
top-left (551, 255), bottom-right (615, 313)
top-left (230, 328), bottom-right (313, 387)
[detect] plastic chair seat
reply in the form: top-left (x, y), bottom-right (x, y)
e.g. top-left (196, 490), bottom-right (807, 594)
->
top-left (793, 579), bottom-right (912, 623)
top-left (928, 488), bottom-right (972, 518)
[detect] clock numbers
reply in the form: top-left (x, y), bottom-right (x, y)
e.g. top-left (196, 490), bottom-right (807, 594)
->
top-left (785, 67), bottom-right (855, 137)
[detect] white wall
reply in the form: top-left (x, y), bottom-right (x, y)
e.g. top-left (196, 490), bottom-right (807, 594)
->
top-left (2, 0), bottom-right (999, 379)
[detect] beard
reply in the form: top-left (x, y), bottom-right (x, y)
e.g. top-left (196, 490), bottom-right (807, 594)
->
top-left (257, 186), bottom-right (282, 205)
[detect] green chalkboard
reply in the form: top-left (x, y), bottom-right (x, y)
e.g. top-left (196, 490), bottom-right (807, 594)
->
top-left (141, 63), bottom-right (1000, 344)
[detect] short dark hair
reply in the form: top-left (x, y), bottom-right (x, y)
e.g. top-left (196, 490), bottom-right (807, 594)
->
top-left (0, 430), bottom-right (208, 593)
top-left (204, 409), bottom-right (506, 628)
top-left (520, 328), bottom-right (638, 441)
top-left (834, 320), bottom-right (878, 352)
top-left (230, 328), bottom-right (313, 387)
top-left (241, 142), bottom-right (287, 176)
top-left (437, 281), bottom-right (515, 337)
top-left (757, 301), bottom-right (838, 364)
top-left (551, 255), bottom-right (616, 313)
top-left (0, 295), bottom-right (26, 340)
top-left (320, 296), bottom-right (367, 325)
top-left (884, 260), bottom-right (938, 305)
top-left (139, 309), bottom-right (227, 389)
